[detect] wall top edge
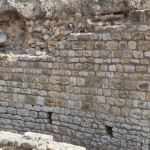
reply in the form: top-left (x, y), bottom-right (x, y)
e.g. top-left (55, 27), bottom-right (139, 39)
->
top-left (88, 24), bottom-right (150, 33)
top-left (0, 54), bottom-right (55, 62)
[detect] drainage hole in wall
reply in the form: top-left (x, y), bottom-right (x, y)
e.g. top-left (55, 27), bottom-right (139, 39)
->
top-left (105, 125), bottom-right (113, 138)
top-left (48, 112), bottom-right (53, 124)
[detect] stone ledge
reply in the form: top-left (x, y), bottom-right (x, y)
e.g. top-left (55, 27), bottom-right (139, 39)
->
top-left (0, 54), bottom-right (55, 62)
top-left (0, 131), bottom-right (86, 150)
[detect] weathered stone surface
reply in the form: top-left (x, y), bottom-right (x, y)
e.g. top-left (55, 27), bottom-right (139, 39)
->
top-left (0, 131), bottom-right (85, 150)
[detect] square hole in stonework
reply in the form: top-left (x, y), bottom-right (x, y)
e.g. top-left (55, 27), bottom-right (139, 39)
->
top-left (105, 125), bottom-right (113, 138)
top-left (48, 112), bottom-right (53, 124)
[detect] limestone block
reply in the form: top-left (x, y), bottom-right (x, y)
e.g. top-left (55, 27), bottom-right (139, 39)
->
top-left (109, 65), bottom-right (116, 72)
top-left (124, 65), bottom-right (135, 72)
top-left (138, 41), bottom-right (150, 51)
top-left (68, 33), bottom-right (79, 41)
top-left (115, 98), bottom-right (125, 107)
top-left (133, 51), bottom-right (143, 58)
top-left (0, 106), bottom-right (7, 113)
top-left (0, 32), bottom-right (7, 45)
top-left (70, 77), bottom-right (77, 86)
top-left (106, 41), bottom-right (118, 50)
top-left (102, 33), bottom-right (112, 41)
top-left (137, 25), bottom-right (148, 31)
top-left (119, 41), bottom-right (127, 50)
top-left (49, 76), bottom-right (60, 84)
top-left (83, 50), bottom-right (92, 57)
top-left (146, 93), bottom-right (150, 101)
top-left (128, 41), bottom-right (137, 49)
top-left (17, 109), bottom-right (29, 117)
top-left (144, 51), bottom-right (150, 57)
top-left (7, 107), bottom-right (16, 115)
top-left (130, 109), bottom-right (142, 119)
top-left (30, 111), bottom-right (38, 118)
top-left (137, 82), bottom-right (150, 91)
top-left (143, 10), bottom-right (150, 23)
top-left (101, 136), bottom-right (111, 144)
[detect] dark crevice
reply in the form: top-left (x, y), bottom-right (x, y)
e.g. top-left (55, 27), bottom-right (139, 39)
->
top-left (48, 112), bottom-right (53, 124)
top-left (101, 11), bottom-right (123, 16)
top-left (100, 10), bottom-right (130, 18)
top-left (105, 125), bottom-right (113, 138)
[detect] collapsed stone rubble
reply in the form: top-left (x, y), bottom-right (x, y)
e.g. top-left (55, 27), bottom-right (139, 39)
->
top-left (0, 131), bottom-right (86, 150)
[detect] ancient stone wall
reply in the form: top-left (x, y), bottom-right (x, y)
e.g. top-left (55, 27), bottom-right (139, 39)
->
top-left (0, 13), bottom-right (150, 149)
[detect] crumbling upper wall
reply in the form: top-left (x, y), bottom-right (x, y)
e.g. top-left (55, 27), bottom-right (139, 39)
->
top-left (0, 0), bottom-right (150, 55)
top-left (0, 0), bottom-right (150, 19)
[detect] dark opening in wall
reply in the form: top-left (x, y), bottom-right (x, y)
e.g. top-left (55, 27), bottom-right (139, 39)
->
top-left (48, 112), bottom-right (52, 124)
top-left (105, 125), bottom-right (113, 138)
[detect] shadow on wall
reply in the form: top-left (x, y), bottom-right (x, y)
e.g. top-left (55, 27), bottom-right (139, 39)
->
top-left (0, 9), bottom-right (28, 54)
